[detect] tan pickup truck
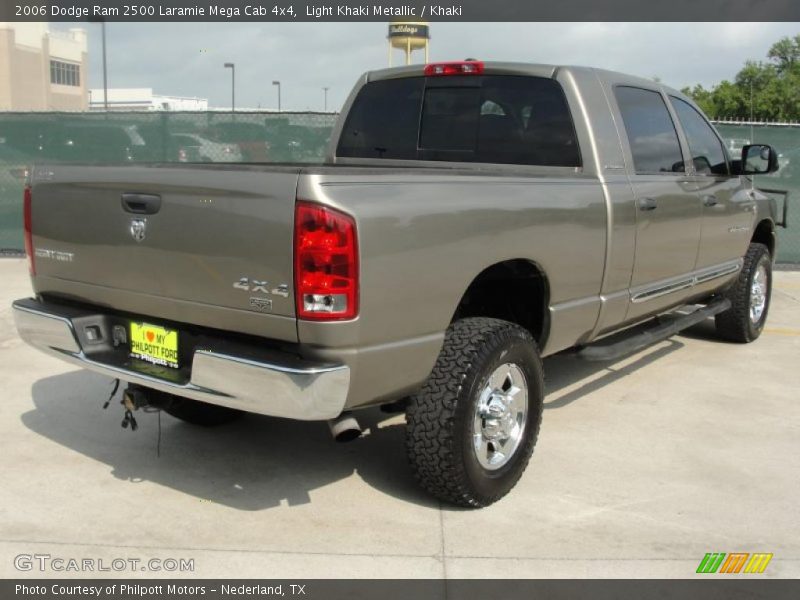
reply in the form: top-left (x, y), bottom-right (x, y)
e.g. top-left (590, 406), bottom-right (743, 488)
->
top-left (13, 61), bottom-right (785, 506)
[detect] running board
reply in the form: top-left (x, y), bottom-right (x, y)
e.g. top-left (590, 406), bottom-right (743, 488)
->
top-left (577, 298), bottom-right (731, 362)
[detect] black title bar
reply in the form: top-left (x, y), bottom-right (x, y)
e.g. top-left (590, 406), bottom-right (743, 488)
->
top-left (5, 579), bottom-right (800, 600)
top-left (1, 0), bottom-right (800, 22)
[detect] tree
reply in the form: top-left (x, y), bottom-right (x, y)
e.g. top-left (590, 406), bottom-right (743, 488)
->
top-left (767, 34), bottom-right (800, 73)
top-left (683, 36), bottom-right (800, 121)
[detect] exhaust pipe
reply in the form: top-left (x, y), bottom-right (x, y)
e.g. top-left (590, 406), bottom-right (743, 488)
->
top-left (327, 412), bottom-right (362, 443)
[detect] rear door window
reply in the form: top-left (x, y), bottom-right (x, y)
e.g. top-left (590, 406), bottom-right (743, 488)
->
top-left (337, 75), bottom-right (581, 167)
top-left (614, 86), bottom-right (685, 175)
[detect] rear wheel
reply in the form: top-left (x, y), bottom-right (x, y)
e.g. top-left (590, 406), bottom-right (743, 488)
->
top-left (715, 242), bottom-right (772, 343)
top-left (162, 397), bottom-right (243, 427)
top-left (405, 317), bottom-right (544, 508)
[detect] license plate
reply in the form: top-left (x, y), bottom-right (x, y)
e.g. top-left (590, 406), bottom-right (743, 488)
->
top-left (130, 322), bottom-right (179, 369)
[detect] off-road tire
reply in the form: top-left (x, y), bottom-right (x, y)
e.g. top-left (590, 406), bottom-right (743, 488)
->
top-left (715, 242), bottom-right (772, 343)
top-left (162, 397), bottom-right (243, 427)
top-left (405, 317), bottom-right (544, 508)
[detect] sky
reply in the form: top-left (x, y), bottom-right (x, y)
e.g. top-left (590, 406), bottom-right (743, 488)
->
top-left (54, 22), bottom-right (800, 111)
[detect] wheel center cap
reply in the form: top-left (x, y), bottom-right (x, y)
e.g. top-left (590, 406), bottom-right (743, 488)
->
top-left (486, 395), bottom-right (507, 417)
top-left (482, 395), bottom-right (512, 439)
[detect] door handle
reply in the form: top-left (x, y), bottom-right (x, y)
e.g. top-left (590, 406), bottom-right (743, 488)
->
top-left (121, 193), bottom-right (161, 215)
top-left (638, 197), bottom-right (658, 211)
top-left (702, 194), bottom-right (718, 207)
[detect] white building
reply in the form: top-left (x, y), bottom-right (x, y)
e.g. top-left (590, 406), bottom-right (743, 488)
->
top-left (0, 22), bottom-right (88, 111)
top-left (88, 88), bottom-right (208, 111)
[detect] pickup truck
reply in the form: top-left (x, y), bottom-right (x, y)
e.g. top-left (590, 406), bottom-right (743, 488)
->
top-left (13, 61), bottom-right (784, 507)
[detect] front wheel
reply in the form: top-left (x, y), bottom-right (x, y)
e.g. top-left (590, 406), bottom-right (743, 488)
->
top-left (715, 242), bottom-right (772, 343)
top-left (405, 317), bottom-right (544, 508)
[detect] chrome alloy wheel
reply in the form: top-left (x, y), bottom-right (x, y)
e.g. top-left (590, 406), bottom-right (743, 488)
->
top-left (750, 264), bottom-right (768, 324)
top-left (472, 363), bottom-right (528, 471)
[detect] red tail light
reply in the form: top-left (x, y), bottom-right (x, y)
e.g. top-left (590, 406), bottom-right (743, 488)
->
top-left (23, 185), bottom-right (35, 276)
top-left (294, 201), bottom-right (358, 320)
top-left (424, 61), bottom-right (484, 77)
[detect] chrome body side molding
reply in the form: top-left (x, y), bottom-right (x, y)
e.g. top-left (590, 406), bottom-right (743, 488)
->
top-left (631, 260), bottom-right (742, 304)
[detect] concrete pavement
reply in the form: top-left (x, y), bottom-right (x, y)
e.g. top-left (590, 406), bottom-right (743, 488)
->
top-left (0, 258), bottom-right (798, 578)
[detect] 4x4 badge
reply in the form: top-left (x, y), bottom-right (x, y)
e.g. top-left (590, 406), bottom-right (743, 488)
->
top-left (234, 277), bottom-right (290, 298)
top-left (130, 218), bottom-right (147, 243)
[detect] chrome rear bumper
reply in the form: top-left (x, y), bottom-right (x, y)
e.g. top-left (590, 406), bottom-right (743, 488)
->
top-left (12, 298), bottom-right (349, 420)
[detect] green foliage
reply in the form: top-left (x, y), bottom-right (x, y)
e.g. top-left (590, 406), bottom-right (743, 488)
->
top-left (682, 35), bottom-right (800, 121)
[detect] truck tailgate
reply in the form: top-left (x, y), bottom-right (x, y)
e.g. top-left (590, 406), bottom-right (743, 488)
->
top-left (29, 164), bottom-right (301, 342)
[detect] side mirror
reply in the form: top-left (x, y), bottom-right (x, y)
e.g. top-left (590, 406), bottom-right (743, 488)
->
top-left (741, 144), bottom-right (779, 175)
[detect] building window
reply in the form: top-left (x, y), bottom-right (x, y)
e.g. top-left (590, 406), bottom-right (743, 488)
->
top-left (50, 60), bottom-right (81, 87)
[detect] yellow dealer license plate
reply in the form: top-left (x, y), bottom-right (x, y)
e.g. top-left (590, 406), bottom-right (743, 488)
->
top-left (130, 322), bottom-right (179, 369)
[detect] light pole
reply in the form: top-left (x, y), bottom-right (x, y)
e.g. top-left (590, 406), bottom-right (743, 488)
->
top-left (101, 20), bottom-right (108, 111)
top-left (272, 80), bottom-right (281, 112)
top-left (323, 87), bottom-right (329, 111)
top-left (224, 63), bottom-right (235, 113)
top-left (88, 17), bottom-right (108, 110)
top-left (750, 80), bottom-right (754, 141)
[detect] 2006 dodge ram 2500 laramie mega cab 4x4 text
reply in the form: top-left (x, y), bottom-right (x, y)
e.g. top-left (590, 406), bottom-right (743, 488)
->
top-left (13, 62), bottom-right (786, 507)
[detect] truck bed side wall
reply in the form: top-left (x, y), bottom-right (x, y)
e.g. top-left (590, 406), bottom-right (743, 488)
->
top-left (297, 169), bottom-right (608, 409)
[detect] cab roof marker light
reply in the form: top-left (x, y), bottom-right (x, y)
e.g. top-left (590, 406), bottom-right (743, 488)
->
top-left (424, 61), bottom-right (485, 77)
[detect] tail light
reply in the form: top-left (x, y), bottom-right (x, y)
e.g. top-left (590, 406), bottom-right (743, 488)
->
top-left (23, 185), bottom-right (35, 275)
top-left (424, 61), bottom-right (484, 77)
top-left (294, 201), bottom-right (358, 320)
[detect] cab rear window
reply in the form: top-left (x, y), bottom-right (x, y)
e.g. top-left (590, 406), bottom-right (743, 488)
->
top-left (336, 75), bottom-right (581, 167)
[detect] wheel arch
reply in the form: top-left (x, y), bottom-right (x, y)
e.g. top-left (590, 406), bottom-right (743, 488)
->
top-left (752, 218), bottom-right (776, 258)
top-left (451, 259), bottom-right (551, 348)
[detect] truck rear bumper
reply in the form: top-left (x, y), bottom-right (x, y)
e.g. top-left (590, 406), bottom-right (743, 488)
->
top-left (12, 298), bottom-right (350, 421)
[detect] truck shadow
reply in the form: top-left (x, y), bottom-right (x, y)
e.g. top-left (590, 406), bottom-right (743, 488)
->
top-left (544, 338), bottom-right (685, 410)
top-left (22, 370), bottom-right (433, 511)
top-left (21, 334), bottom-right (690, 511)
top-left (670, 318), bottom-right (728, 342)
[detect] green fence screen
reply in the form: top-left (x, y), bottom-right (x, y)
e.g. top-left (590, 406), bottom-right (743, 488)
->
top-left (714, 124), bottom-right (799, 263)
top-left (0, 111), bottom-right (338, 251)
top-left (0, 115), bottom-right (798, 263)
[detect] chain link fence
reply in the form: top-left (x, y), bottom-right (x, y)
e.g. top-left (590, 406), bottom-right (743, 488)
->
top-left (0, 115), bottom-right (798, 263)
top-left (0, 111), bottom-right (339, 250)
top-left (715, 124), bottom-right (799, 264)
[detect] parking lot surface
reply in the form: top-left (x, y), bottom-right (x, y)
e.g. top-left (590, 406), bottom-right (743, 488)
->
top-left (1, 258), bottom-right (798, 578)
